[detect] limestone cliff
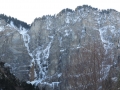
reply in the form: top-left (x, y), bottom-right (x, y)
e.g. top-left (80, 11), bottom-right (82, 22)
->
top-left (0, 5), bottom-right (120, 90)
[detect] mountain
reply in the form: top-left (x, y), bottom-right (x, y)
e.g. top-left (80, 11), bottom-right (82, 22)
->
top-left (0, 5), bottom-right (120, 90)
top-left (0, 62), bottom-right (39, 90)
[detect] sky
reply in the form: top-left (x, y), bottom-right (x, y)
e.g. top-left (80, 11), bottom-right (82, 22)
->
top-left (0, 0), bottom-right (119, 24)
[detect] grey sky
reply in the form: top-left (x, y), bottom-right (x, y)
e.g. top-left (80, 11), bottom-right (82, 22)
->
top-left (0, 0), bottom-right (119, 24)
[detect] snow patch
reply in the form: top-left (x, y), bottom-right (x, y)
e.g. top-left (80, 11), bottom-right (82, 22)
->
top-left (64, 29), bottom-right (72, 37)
top-left (46, 18), bottom-right (52, 30)
top-left (60, 49), bottom-right (65, 52)
top-left (100, 65), bottom-right (112, 80)
top-left (58, 73), bottom-right (62, 78)
top-left (111, 77), bottom-right (118, 82)
top-left (9, 21), bottom-right (17, 29)
top-left (4, 63), bottom-right (11, 67)
top-left (0, 26), bottom-right (4, 32)
top-left (81, 29), bottom-right (86, 38)
top-left (98, 25), bottom-right (115, 53)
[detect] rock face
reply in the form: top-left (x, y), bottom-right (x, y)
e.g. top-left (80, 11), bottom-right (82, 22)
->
top-left (0, 5), bottom-right (120, 90)
top-left (0, 18), bottom-right (31, 81)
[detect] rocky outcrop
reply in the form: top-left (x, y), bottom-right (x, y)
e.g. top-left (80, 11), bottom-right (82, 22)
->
top-left (0, 17), bottom-right (31, 81)
top-left (0, 5), bottom-right (120, 90)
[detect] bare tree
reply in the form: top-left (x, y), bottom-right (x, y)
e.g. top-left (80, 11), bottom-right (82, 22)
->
top-left (61, 38), bottom-right (108, 90)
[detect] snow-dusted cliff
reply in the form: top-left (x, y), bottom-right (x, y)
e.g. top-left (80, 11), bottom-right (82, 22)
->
top-left (0, 5), bottom-right (120, 90)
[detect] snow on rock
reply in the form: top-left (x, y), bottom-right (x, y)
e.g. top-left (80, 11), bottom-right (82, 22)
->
top-left (58, 73), bottom-right (62, 78)
top-left (0, 26), bottom-right (4, 32)
top-left (99, 25), bottom-right (116, 52)
top-left (65, 12), bottom-right (71, 24)
top-left (9, 21), bottom-right (17, 29)
top-left (46, 17), bottom-right (52, 30)
top-left (111, 77), bottom-right (118, 82)
top-left (100, 65), bottom-right (112, 80)
top-left (60, 49), bottom-right (65, 52)
top-left (24, 34), bottom-right (54, 86)
top-left (98, 25), bottom-right (116, 80)
top-left (15, 22), bottom-right (56, 87)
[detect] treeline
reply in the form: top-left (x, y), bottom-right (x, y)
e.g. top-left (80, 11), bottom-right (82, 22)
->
top-left (0, 14), bottom-right (30, 29)
top-left (57, 5), bottom-right (117, 16)
top-left (75, 5), bottom-right (98, 11)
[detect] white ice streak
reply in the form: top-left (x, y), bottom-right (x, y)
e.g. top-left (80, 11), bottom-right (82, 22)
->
top-left (99, 25), bottom-right (115, 52)
top-left (28, 35), bottom-right (54, 85)
top-left (28, 81), bottom-right (59, 89)
top-left (19, 26), bottom-right (31, 55)
top-left (58, 37), bottom-right (62, 47)
top-left (46, 18), bottom-right (52, 30)
top-left (19, 27), bottom-right (52, 82)
top-left (9, 21), bottom-right (17, 29)
top-left (60, 49), bottom-right (65, 52)
top-left (10, 23), bottom-right (36, 80)
top-left (10, 20), bottom-right (59, 88)
top-left (98, 25), bottom-right (116, 80)
top-left (34, 41), bottom-right (52, 81)
top-left (100, 65), bottom-right (112, 80)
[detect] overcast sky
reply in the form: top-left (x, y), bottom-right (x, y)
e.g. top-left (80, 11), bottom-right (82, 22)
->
top-left (0, 0), bottom-right (119, 24)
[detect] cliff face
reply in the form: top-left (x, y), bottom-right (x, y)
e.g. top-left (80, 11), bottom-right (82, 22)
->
top-left (0, 5), bottom-right (120, 90)
top-left (0, 19), bottom-right (31, 81)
